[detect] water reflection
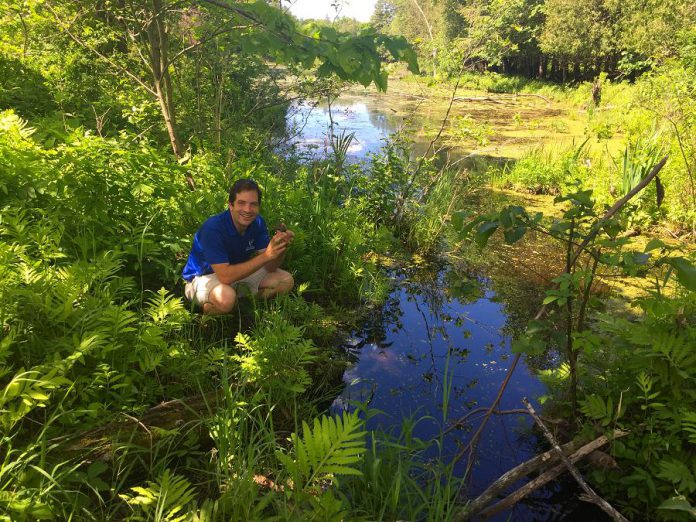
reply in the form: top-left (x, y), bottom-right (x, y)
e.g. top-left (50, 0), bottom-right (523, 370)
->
top-left (283, 94), bottom-right (510, 169)
top-left (333, 266), bottom-right (607, 521)
top-left (284, 99), bottom-right (395, 160)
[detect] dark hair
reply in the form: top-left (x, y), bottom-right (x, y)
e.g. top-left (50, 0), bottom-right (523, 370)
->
top-left (228, 178), bottom-right (262, 206)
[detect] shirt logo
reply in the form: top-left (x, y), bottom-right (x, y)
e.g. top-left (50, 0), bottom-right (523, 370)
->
top-left (245, 240), bottom-right (255, 251)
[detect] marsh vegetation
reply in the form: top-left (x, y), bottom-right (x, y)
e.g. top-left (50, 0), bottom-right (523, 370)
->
top-left (1, 1), bottom-right (695, 521)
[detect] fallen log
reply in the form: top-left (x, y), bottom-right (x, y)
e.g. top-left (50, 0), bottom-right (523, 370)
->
top-left (513, 92), bottom-right (552, 104)
top-left (523, 398), bottom-right (629, 522)
top-left (60, 391), bottom-right (222, 460)
top-left (452, 96), bottom-right (504, 104)
top-left (462, 428), bottom-right (628, 520)
top-left (461, 437), bottom-right (586, 518)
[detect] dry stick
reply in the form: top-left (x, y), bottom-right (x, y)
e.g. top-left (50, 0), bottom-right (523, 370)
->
top-left (452, 96), bottom-right (504, 104)
top-left (452, 155), bottom-right (669, 484)
top-left (455, 305), bottom-right (550, 480)
top-left (513, 92), bottom-right (552, 105)
top-left (470, 429), bottom-right (629, 520)
top-left (401, 72), bottom-right (464, 206)
top-left (523, 398), bottom-right (630, 522)
top-left (444, 408), bottom-right (562, 437)
top-left (463, 438), bottom-right (586, 518)
top-left (399, 32), bottom-right (489, 209)
top-left (456, 350), bottom-right (523, 484)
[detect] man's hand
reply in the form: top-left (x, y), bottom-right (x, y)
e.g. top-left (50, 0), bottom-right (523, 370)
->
top-left (274, 223), bottom-right (295, 244)
top-left (263, 225), bottom-right (294, 270)
top-left (264, 231), bottom-right (289, 260)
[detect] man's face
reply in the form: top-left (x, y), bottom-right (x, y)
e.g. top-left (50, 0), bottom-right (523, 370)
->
top-left (229, 189), bottom-right (260, 230)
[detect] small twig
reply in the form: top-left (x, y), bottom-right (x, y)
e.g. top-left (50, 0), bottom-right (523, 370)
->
top-left (455, 352), bottom-right (521, 483)
top-left (452, 96), bottom-right (504, 103)
top-left (523, 398), bottom-right (629, 522)
top-left (514, 92), bottom-right (552, 105)
top-left (444, 408), bottom-right (561, 437)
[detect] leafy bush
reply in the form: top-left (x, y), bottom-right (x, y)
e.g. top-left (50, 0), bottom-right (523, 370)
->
top-left (581, 290), bottom-right (696, 519)
top-left (0, 109), bottom-right (407, 520)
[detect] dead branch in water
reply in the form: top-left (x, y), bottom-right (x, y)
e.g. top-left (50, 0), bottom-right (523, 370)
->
top-left (460, 429), bottom-right (628, 520)
top-left (523, 398), bottom-right (629, 522)
top-left (443, 408), bottom-right (561, 437)
top-left (513, 92), bottom-right (551, 105)
top-left (452, 96), bottom-right (505, 104)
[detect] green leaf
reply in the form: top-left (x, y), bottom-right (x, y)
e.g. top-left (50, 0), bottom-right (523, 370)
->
top-left (511, 336), bottom-right (545, 355)
top-left (503, 226), bottom-right (526, 244)
top-left (658, 497), bottom-right (696, 516)
top-left (451, 210), bottom-right (469, 231)
top-left (665, 257), bottom-right (696, 291)
top-left (375, 70), bottom-right (388, 92)
top-left (276, 411), bottom-right (366, 490)
top-left (645, 239), bottom-right (668, 252)
top-left (475, 221), bottom-right (499, 248)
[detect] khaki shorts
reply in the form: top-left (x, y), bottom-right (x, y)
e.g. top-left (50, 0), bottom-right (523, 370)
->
top-left (184, 268), bottom-right (268, 306)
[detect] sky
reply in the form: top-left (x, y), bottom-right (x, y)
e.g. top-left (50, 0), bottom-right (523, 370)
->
top-left (284, 0), bottom-right (378, 23)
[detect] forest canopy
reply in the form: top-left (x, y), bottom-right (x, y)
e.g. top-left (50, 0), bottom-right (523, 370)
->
top-left (372, 0), bottom-right (695, 80)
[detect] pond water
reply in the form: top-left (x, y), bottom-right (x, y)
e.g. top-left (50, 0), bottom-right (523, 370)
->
top-left (335, 268), bottom-right (545, 505)
top-left (282, 88), bottom-right (581, 164)
top-left (287, 95), bottom-right (608, 520)
top-left (283, 97), bottom-right (401, 160)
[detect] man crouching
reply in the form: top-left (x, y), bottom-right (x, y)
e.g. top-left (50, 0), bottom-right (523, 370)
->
top-left (183, 178), bottom-right (294, 314)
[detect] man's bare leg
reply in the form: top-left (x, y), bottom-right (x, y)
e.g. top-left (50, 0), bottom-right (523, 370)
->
top-left (257, 269), bottom-right (294, 299)
top-left (204, 284), bottom-right (237, 314)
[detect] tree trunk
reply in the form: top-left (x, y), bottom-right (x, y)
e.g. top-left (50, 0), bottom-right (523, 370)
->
top-left (147, 0), bottom-right (195, 190)
top-left (214, 69), bottom-right (224, 149)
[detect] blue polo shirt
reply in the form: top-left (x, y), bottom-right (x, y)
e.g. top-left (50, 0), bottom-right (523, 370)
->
top-left (182, 210), bottom-right (270, 281)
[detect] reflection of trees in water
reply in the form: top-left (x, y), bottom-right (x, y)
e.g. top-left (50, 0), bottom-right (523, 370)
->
top-left (341, 279), bottom-right (403, 362)
top-left (344, 264), bottom-right (488, 402)
top-left (365, 105), bottom-right (404, 135)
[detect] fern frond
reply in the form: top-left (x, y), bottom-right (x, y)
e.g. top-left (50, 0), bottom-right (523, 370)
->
top-left (277, 410), bottom-right (366, 490)
top-left (657, 459), bottom-right (696, 494)
top-left (145, 288), bottom-right (185, 324)
top-left (120, 469), bottom-right (196, 522)
top-left (682, 411), bottom-right (696, 445)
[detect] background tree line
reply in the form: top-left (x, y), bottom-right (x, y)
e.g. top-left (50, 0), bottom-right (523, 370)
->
top-left (371, 0), bottom-right (695, 81)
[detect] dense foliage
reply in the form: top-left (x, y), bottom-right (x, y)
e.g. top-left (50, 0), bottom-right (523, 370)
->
top-left (372, 0), bottom-right (695, 81)
top-left (1, 0), bottom-right (694, 520)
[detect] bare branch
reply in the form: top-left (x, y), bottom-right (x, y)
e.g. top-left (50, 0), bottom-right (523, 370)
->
top-left (46, 4), bottom-right (157, 97)
top-left (570, 155), bottom-right (668, 266)
top-left (168, 23), bottom-right (252, 65)
top-left (465, 429), bottom-right (628, 520)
